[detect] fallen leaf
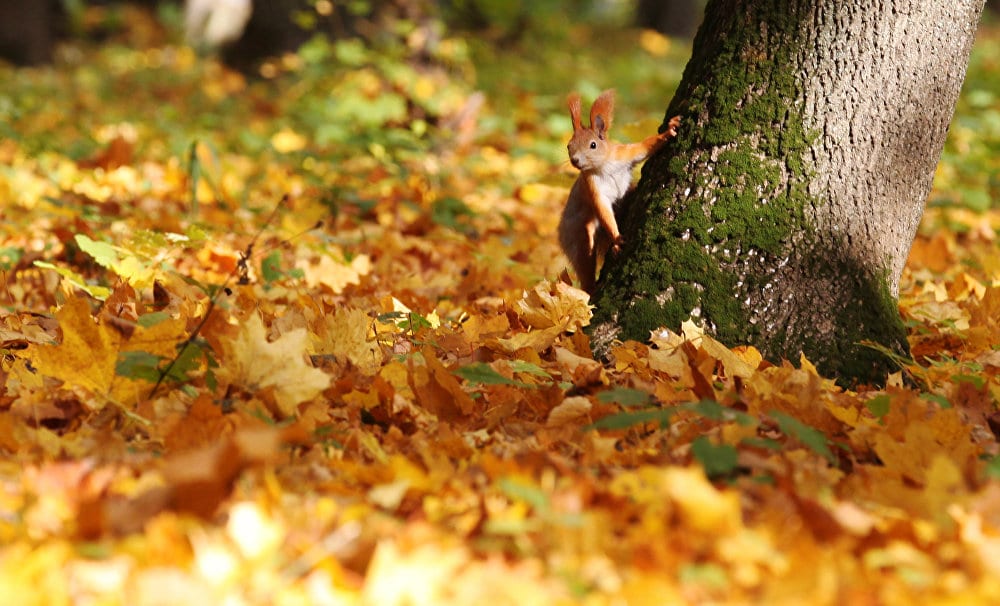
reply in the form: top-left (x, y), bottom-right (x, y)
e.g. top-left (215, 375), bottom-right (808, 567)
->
top-left (216, 314), bottom-right (330, 417)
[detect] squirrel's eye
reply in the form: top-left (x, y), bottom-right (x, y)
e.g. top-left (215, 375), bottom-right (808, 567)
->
top-left (590, 141), bottom-right (597, 149)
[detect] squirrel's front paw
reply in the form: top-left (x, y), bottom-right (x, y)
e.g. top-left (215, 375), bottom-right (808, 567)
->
top-left (662, 115), bottom-right (681, 138)
top-left (611, 235), bottom-right (624, 254)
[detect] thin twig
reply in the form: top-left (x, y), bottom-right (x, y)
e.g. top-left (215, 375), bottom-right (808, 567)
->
top-left (148, 195), bottom-right (289, 400)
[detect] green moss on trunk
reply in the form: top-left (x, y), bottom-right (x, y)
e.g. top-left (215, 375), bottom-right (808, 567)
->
top-left (589, 0), bottom-right (910, 385)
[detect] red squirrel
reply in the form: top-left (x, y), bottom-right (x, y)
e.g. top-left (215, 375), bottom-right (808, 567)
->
top-left (558, 89), bottom-right (680, 294)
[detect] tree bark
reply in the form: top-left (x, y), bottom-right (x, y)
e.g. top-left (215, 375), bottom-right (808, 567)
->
top-left (635, 0), bottom-right (702, 38)
top-left (589, 0), bottom-right (985, 384)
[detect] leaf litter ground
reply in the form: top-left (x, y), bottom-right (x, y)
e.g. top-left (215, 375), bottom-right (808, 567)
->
top-left (1, 12), bottom-right (1000, 605)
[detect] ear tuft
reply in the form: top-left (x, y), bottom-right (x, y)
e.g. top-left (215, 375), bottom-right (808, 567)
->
top-left (567, 93), bottom-right (583, 132)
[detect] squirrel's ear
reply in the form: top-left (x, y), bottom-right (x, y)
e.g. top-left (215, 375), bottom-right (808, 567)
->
top-left (567, 93), bottom-right (583, 132)
top-left (590, 89), bottom-right (615, 133)
top-left (594, 114), bottom-right (607, 139)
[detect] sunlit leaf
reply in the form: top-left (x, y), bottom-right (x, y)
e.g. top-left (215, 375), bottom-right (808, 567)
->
top-left (33, 261), bottom-right (112, 300)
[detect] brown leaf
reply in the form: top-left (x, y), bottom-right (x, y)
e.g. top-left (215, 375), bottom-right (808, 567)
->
top-left (409, 346), bottom-right (475, 420)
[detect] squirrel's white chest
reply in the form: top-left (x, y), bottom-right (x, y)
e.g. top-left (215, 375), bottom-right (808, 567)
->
top-left (590, 164), bottom-right (634, 208)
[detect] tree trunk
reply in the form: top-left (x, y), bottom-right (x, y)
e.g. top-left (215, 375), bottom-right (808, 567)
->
top-left (589, 0), bottom-right (985, 384)
top-left (635, 0), bottom-right (702, 38)
top-left (0, 0), bottom-right (55, 65)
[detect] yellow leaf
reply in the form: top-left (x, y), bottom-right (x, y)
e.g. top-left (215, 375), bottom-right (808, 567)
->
top-left (639, 29), bottom-right (671, 57)
top-left (217, 314), bottom-right (330, 417)
top-left (270, 128), bottom-right (307, 153)
top-left (363, 540), bottom-right (469, 606)
top-left (680, 318), bottom-right (703, 341)
top-left (546, 395), bottom-right (592, 428)
top-left (226, 501), bottom-right (284, 560)
top-left (662, 466), bottom-right (741, 534)
top-left (948, 271), bottom-right (987, 301)
top-left (517, 183), bottom-right (559, 204)
top-left (314, 307), bottom-right (383, 375)
top-left (554, 346), bottom-right (602, 376)
top-left (488, 325), bottom-right (564, 353)
top-left (699, 334), bottom-right (757, 379)
top-left (298, 252), bottom-right (371, 294)
top-left (26, 296), bottom-right (119, 401)
top-left (514, 280), bottom-right (591, 331)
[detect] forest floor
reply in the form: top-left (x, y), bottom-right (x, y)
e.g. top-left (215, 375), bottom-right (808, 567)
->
top-left (1, 7), bottom-right (999, 605)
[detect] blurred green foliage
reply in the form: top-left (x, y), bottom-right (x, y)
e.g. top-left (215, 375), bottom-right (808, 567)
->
top-left (0, 3), bottom-right (996, 214)
top-left (929, 17), bottom-right (1000, 211)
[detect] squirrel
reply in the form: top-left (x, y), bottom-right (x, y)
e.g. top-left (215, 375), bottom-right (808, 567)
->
top-left (557, 89), bottom-right (680, 294)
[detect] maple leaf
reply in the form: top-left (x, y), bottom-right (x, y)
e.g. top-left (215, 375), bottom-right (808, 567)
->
top-left (26, 295), bottom-right (120, 402)
top-left (297, 251), bottom-right (371, 294)
top-left (312, 307), bottom-right (383, 375)
top-left (216, 314), bottom-right (330, 417)
top-left (515, 280), bottom-right (591, 331)
top-left (408, 345), bottom-right (475, 420)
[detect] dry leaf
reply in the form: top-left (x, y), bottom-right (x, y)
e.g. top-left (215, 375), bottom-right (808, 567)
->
top-left (217, 314), bottom-right (330, 417)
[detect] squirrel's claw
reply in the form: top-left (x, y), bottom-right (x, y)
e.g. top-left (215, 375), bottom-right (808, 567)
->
top-left (662, 115), bottom-right (681, 138)
top-left (611, 235), bottom-right (624, 255)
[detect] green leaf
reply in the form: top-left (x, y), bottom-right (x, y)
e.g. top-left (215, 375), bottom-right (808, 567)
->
top-left (115, 351), bottom-right (163, 382)
top-left (586, 409), bottom-right (672, 431)
top-left (770, 411), bottom-right (836, 464)
top-left (74, 233), bottom-right (156, 287)
top-left (678, 563), bottom-right (729, 589)
top-left (137, 312), bottom-right (171, 328)
top-left (921, 392), bottom-right (952, 409)
top-left (33, 261), bottom-right (111, 300)
top-left (334, 38), bottom-right (368, 66)
top-left (954, 374), bottom-right (986, 390)
top-left (261, 250), bottom-right (284, 284)
top-left (454, 362), bottom-right (531, 388)
top-left (679, 399), bottom-right (755, 426)
top-left (167, 341), bottom-right (206, 382)
top-left (0, 246), bottom-right (23, 271)
top-left (498, 477), bottom-right (549, 512)
top-left (985, 456), bottom-right (1000, 480)
top-left (865, 394), bottom-right (891, 420)
top-left (431, 197), bottom-right (477, 232)
top-left (740, 437), bottom-right (782, 451)
top-left (596, 387), bottom-right (653, 408)
top-left (397, 312), bottom-right (434, 332)
top-left (74, 234), bottom-right (120, 268)
top-left (691, 436), bottom-right (739, 478)
top-left (187, 139), bottom-right (201, 214)
top-left (507, 360), bottom-right (552, 379)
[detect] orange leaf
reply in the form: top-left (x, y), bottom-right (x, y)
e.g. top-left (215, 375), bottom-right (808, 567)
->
top-left (409, 346), bottom-right (475, 420)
